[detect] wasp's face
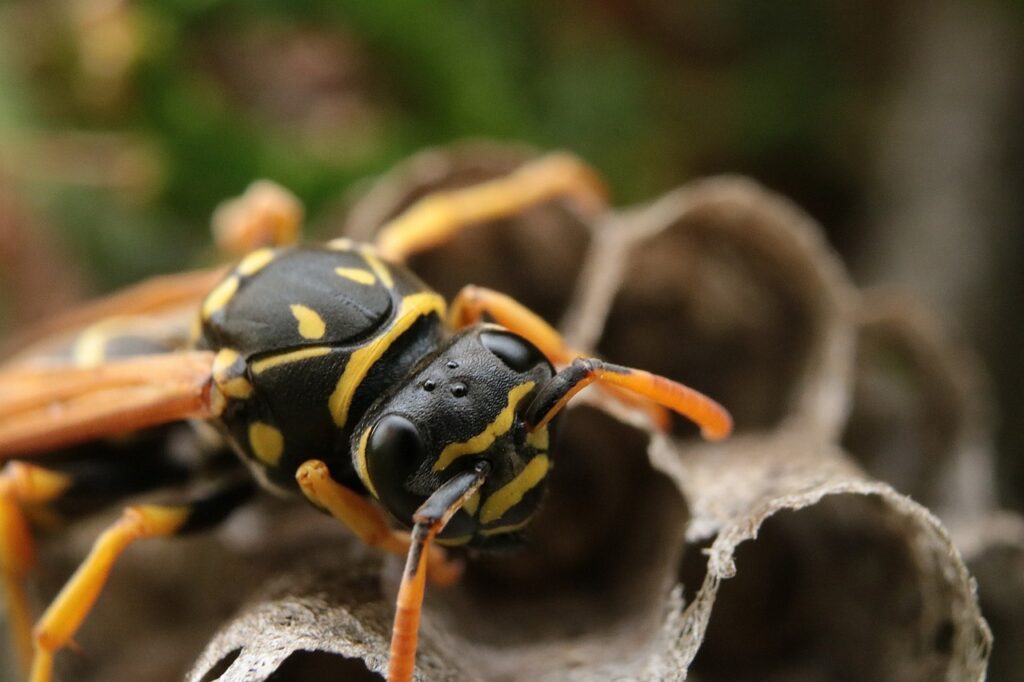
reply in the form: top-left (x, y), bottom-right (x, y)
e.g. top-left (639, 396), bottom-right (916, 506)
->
top-left (352, 327), bottom-right (557, 545)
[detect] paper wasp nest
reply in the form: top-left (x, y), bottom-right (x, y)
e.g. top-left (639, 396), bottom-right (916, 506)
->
top-left (34, 144), bottom-right (1014, 681)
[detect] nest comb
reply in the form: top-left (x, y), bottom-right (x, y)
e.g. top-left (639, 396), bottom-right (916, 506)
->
top-left (32, 143), bottom-right (1007, 682)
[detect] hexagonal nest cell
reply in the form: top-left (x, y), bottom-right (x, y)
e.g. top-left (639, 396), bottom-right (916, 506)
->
top-left (15, 144), bottom-right (1008, 682)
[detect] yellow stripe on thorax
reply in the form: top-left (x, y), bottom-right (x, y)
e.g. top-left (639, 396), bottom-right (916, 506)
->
top-left (329, 292), bottom-right (445, 428)
top-left (360, 249), bottom-right (394, 289)
top-left (335, 267), bottom-right (376, 285)
top-left (479, 454), bottom-right (550, 524)
top-left (290, 304), bottom-right (327, 340)
top-left (433, 381), bottom-right (536, 472)
top-left (251, 346), bottom-right (332, 374)
top-left (202, 275), bottom-right (240, 320)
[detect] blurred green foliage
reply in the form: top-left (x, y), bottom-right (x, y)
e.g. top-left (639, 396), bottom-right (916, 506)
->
top-left (0, 0), bottom-right (899, 286)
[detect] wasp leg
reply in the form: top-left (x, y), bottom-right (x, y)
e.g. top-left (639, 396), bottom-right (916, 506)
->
top-left (0, 351), bottom-right (219, 458)
top-left (29, 476), bottom-right (254, 682)
top-left (295, 460), bottom-right (461, 586)
top-left (211, 179), bottom-right (304, 257)
top-left (373, 153), bottom-right (607, 264)
top-left (388, 462), bottom-right (488, 682)
top-left (0, 463), bottom-right (74, 672)
top-left (449, 285), bottom-right (674, 429)
top-left (525, 357), bottom-right (733, 440)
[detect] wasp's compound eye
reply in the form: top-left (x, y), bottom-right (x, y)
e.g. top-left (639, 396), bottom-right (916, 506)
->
top-left (480, 330), bottom-right (545, 373)
top-left (366, 415), bottom-right (428, 524)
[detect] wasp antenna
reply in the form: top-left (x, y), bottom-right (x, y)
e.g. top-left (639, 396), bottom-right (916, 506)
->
top-left (388, 463), bottom-right (489, 682)
top-left (526, 358), bottom-right (733, 440)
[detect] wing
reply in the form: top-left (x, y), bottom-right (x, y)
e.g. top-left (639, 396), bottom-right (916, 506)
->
top-left (0, 266), bottom-right (228, 364)
top-left (0, 351), bottom-right (219, 458)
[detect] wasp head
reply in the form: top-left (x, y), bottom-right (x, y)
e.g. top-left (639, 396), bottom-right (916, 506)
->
top-left (351, 327), bottom-right (557, 545)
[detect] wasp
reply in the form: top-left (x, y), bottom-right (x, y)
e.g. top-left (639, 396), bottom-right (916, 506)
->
top-left (0, 154), bottom-right (732, 682)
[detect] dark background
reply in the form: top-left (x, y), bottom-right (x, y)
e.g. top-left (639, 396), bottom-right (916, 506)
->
top-left (0, 0), bottom-right (1021, 508)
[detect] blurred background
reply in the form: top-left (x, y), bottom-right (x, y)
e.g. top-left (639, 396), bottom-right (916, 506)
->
top-left (0, 1), bottom-right (1021, 516)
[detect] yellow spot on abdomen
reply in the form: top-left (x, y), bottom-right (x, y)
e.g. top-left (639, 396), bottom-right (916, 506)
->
top-left (433, 381), bottom-right (536, 472)
top-left (480, 454), bottom-right (550, 524)
top-left (290, 304), bottom-right (326, 340)
top-left (335, 267), bottom-right (376, 286)
top-left (236, 248), bottom-right (275, 276)
top-left (202, 275), bottom-right (240, 320)
top-left (249, 422), bottom-right (284, 466)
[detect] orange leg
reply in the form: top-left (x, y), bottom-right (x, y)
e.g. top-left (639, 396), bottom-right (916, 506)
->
top-left (29, 504), bottom-right (188, 682)
top-left (525, 357), bottom-right (733, 441)
top-left (373, 153), bottom-right (607, 264)
top-left (387, 462), bottom-right (489, 682)
top-left (449, 285), bottom-right (674, 430)
top-left (295, 460), bottom-right (461, 586)
top-left (211, 179), bottom-right (304, 257)
top-left (28, 477), bottom-right (252, 682)
top-left (0, 464), bottom-right (73, 673)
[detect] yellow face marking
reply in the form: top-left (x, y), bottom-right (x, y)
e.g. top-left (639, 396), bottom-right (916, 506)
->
top-left (329, 292), bottom-right (446, 427)
top-left (335, 267), bottom-right (376, 286)
top-left (248, 422), bottom-right (284, 466)
top-left (202, 275), bottom-right (240, 320)
top-left (433, 381), bottom-right (536, 472)
top-left (360, 249), bottom-right (394, 289)
top-left (437, 535), bottom-right (474, 547)
top-left (355, 427), bottom-right (379, 498)
top-left (212, 348), bottom-right (253, 399)
top-left (479, 516), bottom-right (534, 537)
top-left (479, 454), bottom-right (550, 525)
top-left (290, 304), bottom-right (327, 340)
top-left (463, 491), bottom-right (481, 517)
top-left (236, 247), bottom-right (275, 276)
top-left (251, 346), bottom-right (332, 374)
top-left (526, 426), bottom-right (549, 451)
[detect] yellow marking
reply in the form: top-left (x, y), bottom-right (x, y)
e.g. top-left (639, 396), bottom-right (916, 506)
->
top-left (335, 267), bottom-right (377, 286)
top-left (360, 248), bottom-right (394, 289)
top-left (527, 426), bottom-right (549, 451)
top-left (251, 346), bottom-right (332, 374)
top-left (249, 422), bottom-right (284, 466)
top-left (236, 247), bottom-right (275, 276)
top-left (433, 381), bottom-right (536, 472)
top-left (290, 304), bottom-right (327, 340)
top-left (202, 275), bottom-right (240, 320)
top-left (480, 454), bottom-right (550, 524)
top-left (355, 427), bottom-right (379, 498)
top-left (437, 535), bottom-right (473, 547)
top-left (72, 321), bottom-right (116, 367)
top-left (463, 491), bottom-right (481, 517)
top-left (212, 348), bottom-right (253, 399)
top-left (326, 237), bottom-right (355, 251)
top-left (479, 516), bottom-right (534, 537)
top-left (329, 292), bottom-right (445, 427)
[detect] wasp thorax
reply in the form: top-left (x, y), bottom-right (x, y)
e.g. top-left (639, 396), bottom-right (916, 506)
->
top-left (353, 327), bottom-right (558, 546)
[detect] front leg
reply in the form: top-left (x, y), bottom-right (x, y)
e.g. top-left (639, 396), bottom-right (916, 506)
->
top-left (295, 460), bottom-right (462, 586)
